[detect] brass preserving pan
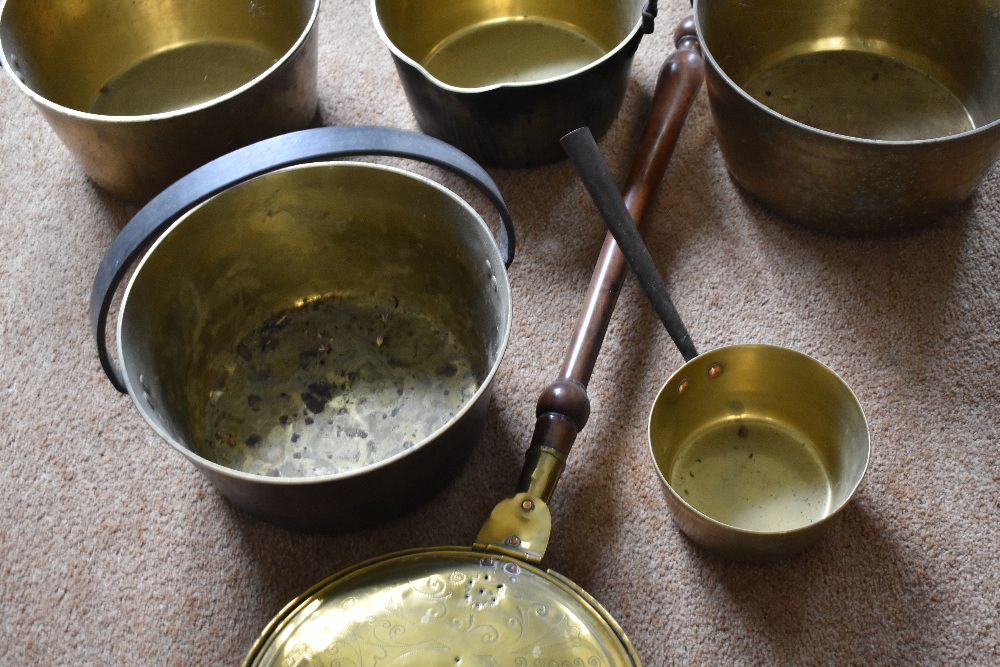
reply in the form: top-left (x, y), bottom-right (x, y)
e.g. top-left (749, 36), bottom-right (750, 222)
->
top-left (692, 0), bottom-right (1000, 234)
top-left (90, 126), bottom-right (516, 531)
top-left (0, 0), bottom-right (321, 202)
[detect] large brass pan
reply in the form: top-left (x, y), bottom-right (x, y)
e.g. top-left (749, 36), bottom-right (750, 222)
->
top-left (693, 0), bottom-right (1000, 234)
top-left (0, 0), bottom-right (320, 202)
top-left (90, 127), bottom-right (516, 531)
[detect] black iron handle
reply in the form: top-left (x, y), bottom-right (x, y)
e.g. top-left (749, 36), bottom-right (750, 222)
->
top-left (90, 125), bottom-right (516, 393)
top-left (625, 1), bottom-right (658, 58)
top-left (562, 127), bottom-right (699, 362)
top-left (643, 1), bottom-right (659, 33)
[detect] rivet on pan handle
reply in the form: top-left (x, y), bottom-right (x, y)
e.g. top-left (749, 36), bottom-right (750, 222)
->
top-left (89, 126), bottom-right (517, 393)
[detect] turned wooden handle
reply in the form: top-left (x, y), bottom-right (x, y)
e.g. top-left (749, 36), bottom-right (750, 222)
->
top-left (517, 18), bottom-right (704, 499)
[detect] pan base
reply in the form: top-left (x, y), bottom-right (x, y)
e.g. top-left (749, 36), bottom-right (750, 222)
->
top-left (422, 17), bottom-right (607, 88)
top-left (742, 49), bottom-right (974, 140)
top-left (86, 40), bottom-right (280, 115)
top-left (668, 417), bottom-right (832, 532)
top-left (192, 292), bottom-right (480, 478)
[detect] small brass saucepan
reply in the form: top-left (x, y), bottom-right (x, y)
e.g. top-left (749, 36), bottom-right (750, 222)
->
top-left (562, 125), bottom-right (871, 563)
top-left (243, 21), bottom-right (707, 666)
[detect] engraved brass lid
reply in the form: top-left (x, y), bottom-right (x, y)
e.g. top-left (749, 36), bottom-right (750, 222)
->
top-left (243, 546), bottom-right (640, 666)
top-left (244, 446), bottom-right (640, 666)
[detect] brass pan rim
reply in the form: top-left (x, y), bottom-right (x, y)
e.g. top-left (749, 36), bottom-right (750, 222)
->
top-left (691, 4), bottom-right (1000, 147)
top-left (118, 161), bottom-right (513, 487)
top-left (0, 0), bottom-right (321, 123)
top-left (648, 343), bottom-right (871, 540)
top-left (370, 4), bottom-right (644, 95)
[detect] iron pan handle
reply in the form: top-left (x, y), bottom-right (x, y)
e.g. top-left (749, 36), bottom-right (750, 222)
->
top-left (562, 127), bottom-right (699, 362)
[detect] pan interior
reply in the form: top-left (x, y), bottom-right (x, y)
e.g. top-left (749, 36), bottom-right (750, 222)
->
top-left (740, 49), bottom-right (973, 141)
top-left (246, 548), bottom-right (640, 666)
top-left (194, 291), bottom-right (482, 478)
top-left (667, 416), bottom-right (832, 532)
top-left (421, 17), bottom-right (608, 88)
top-left (374, 0), bottom-right (642, 88)
top-left (85, 40), bottom-right (282, 116)
top-left (119, 162), bottom-right (508, 480)
top-left (649, 345), bottom-right (869, 535)
top-left (1, 0), bottom-right (315, 115)
top-left (697, 0), bottom-right (1000, 140)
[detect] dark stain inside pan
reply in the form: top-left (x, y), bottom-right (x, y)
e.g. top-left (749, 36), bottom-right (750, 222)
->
top-left (192, 292), bottom-right (482, 478)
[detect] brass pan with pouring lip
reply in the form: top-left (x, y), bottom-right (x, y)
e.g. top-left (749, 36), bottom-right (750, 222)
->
top-left (372, 0), bottom-right (659, 167)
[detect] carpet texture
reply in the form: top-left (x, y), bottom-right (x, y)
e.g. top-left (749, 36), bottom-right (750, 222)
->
top-left (1, 1), bottom-right (998, 664)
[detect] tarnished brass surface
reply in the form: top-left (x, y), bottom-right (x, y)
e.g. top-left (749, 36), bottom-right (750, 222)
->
top-left (0, 0), bottom-right (320, 202)
top-left (694, 0), bottom-right (1000, 234)
top-left (473, 445), bottom-right (567, 563)
top-left (375, 0), bottom-right (637, 86)
top-left (117, 162), bottom-right (512, 530)
top-left (648, 345), bottom-right (870, 562)
top-left (244, 548), bottom-right (641, 666)
top-left (372, 0), bottom-right (651, 165)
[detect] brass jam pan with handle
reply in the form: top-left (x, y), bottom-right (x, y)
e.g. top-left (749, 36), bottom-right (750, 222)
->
top-left (90, 125), bottom-right (517, 532)
top-left (562, 124), bottom-right (871, 563)
top-left (243, 21), bottom-right (706, 667)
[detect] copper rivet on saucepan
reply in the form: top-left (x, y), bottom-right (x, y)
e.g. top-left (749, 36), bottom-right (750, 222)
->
top-left (506, 536), bottom-right (522, 546)
top-left (707, 362), bottom-right (724, 378)
top-left (677, 378), bottom-right (690, 394)
top-left (521, 500), bottom-right (535, 512)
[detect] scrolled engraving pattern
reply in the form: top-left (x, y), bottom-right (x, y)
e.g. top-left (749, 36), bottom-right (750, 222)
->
top-left (277, 559), bottom-right (617, 666)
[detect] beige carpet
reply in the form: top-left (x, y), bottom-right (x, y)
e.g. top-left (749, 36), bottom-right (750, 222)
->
top-left (2, 1), bottom-right (998, 664)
